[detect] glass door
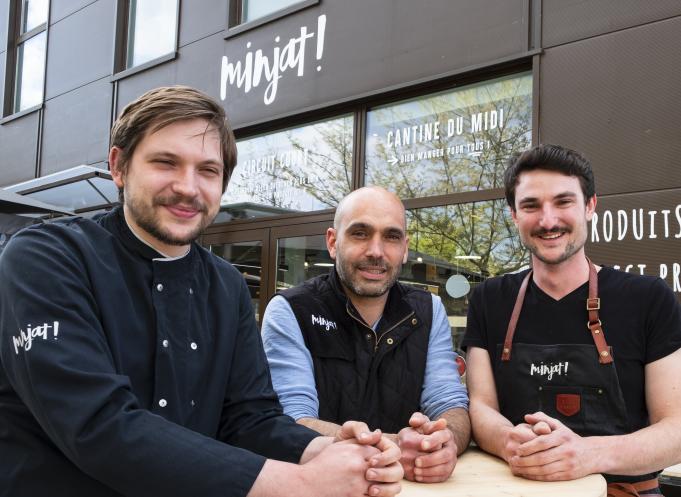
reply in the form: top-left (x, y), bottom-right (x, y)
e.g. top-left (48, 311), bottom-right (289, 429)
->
top-left (203, 228), bottom-right (270, 324)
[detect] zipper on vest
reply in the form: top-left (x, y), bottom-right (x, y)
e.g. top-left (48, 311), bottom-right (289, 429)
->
top-left (346, 304), bottom-right (415, 353)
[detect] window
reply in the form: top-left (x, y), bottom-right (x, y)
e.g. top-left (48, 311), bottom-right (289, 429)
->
top-left (4, 0), bottom-right (49, 116)
top-left (365, 73), bottom-right (533, 199)
top-left (115, 0), bottom-right (179, 72)
top-left (227, 0), bottom-right (319, 34)
top-left (218, 114), bottom-right (354, 221)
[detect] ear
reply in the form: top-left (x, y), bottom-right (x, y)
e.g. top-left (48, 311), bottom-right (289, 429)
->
top-left (326, 227), bottom-right (338, 260)
top-left (585, 195), bottom-right (597, 221)
top-left (109, 146), bottom-right (125, 189)
top-left (402, 235), bottom-right (409, 264)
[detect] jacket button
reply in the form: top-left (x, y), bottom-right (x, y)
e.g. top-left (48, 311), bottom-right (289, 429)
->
top-left (366, 334), bottom-right (372, 340)
top-left (190, 342), bottom-right (198, 350)
top-left (411, 318), bottom-right (418, 325)
top-left (386, 338), bottom-right (394, 345)
top-left (162, 339), bottom-right (169, 348)
top-left (156, 283), bottom-right (164, 292)
top-left (158, 399), bottom-right (167, 407)
top-left (189, 288), bottom-right (193, 295)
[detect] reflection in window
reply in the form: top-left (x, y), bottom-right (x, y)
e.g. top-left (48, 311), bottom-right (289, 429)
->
top-left (401, 200), bottom-right (529, 348)
top-left (126, 0), bottom-right (178, 68)
top-left (242, 0), bottom-right (302, 22)
top-left (365, 73), bottom-right (532, 199)
top-left (7, 0), bottom-right (49, 113)
top-left (222, 115), bottom-right (354, 220)
top-left (208, 241), bottom-right (263, 322)
top-left (276, 234), bottom-right (331, 290)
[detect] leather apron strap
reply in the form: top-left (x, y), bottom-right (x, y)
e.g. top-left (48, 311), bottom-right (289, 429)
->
top-left (501, 258), bottom-right (613, 364)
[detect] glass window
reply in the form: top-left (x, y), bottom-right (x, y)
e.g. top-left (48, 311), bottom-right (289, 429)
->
top-left (242, 0), bottom-right (302, 23)
top-left (221, 115), bottom-right (354, 220)
top-left (7, 0), bottom-right (49, 114)
top-left (126, 0), bottom-right (178, 68)
top-left (403, 200), bottom-right (529, 349)
top-left (14, 30), bottom-right (46, 111)
top-left (365, 73), bottom-right (533, 199)
top-left (208, 240), bottom-right (264, 321)
top-left (276, 234), bottom-right (332, 291)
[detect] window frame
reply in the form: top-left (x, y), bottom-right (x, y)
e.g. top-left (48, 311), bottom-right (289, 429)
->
top-left (225, 0), bottom-right (319, 39)
top-left (111, 0), bottom-right (180, 80)
top-left (2, 0), bottom-right (50, 119)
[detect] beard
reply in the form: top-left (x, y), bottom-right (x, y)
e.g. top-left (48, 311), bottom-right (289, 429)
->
top-left (524, 225), bottom-right (585, 265)
top-left (126, 191), bottom-right (214, 246)
top-left (336, 253), bottom-right (401, 298)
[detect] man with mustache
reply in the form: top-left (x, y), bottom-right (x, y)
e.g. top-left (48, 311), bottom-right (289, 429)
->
top-left (262, 186), bottom-right (470, 483)
top-left (0, 86), bottom-right (404, 497)
top-left (463, 144), bottom-right (681, 496)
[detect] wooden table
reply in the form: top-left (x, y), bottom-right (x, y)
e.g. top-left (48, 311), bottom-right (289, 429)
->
top-left (661, 463), bottom-right (681, 488)
top-left (399, 448), bottom-right (606, 497)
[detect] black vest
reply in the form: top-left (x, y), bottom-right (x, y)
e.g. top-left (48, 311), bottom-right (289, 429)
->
top-left (279, 270), bottom-right (432, 433)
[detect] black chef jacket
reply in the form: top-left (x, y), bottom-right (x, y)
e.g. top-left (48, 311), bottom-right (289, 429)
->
top-left (0, 207), bottom-right (317, 497)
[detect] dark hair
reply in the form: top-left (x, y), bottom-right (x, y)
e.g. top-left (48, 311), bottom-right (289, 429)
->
top-left (503, 144), bottom-right (595, 210)
top-left (110, 85), bottom-right (237, 200)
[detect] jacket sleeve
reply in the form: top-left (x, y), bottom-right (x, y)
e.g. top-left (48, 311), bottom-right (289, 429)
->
top-left (0, 226), bottom-right (279, 497)
top-left (217, 286), bottom-right (319, 460)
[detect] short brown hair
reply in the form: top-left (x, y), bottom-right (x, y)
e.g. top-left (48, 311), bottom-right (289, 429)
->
top-left (504, 144), bottom-right (596, 211)
top-left (110, 86), bottom-right (237, 197)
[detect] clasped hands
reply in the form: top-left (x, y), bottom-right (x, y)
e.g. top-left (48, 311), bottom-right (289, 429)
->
top-left (398, 412), bottom-right (457, 483)
top-left (503, 411), bottom-right (597, 481)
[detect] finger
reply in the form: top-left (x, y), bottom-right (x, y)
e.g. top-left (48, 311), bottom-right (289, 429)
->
top-left (366, 462), bottom-right (404, 483)
top-left (369, 435), bottom-right (402, 467)
top-left (532, 421), bottom-right (551, 435)
top-left (414, 461), bottom-right (454, 479)
top-left (367, 482), bottom-right (402, 497)
top-left (508, 423), bottom-right (538, 444)
top-left (511, 458), bottom-right (571, 479)
top-left (413, 470), bottom-right (452, 483)
top-left (524, 412), bottom-right (562, 431)
top-left (511, 445), bottom-right (562, 468)
top-left (408, 412), bottom-right (429, 429)
top-left (415, 445), bottom-right (456, 468)
top-left (420, 429), bottom-right (451, 451)
top-left (516, 432), bottom-right (563, 457)
top-left (339, 424), bottom-right (383, 447)
top-left (420, 418), bottom-right (447, 435)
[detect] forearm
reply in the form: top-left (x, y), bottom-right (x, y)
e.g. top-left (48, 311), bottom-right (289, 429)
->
top-left (589, 416), bottom-right (681, 475)
top-left (469, 399), bottom-right (514, 460)
top-left (297, 417), bottom-right (343, 437)
top-left (439, 408), bottom-right (471, 454)
top-left (248, 459), bottom-right (306, 497)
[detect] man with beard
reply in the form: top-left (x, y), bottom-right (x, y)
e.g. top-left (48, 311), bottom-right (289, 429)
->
top-left (463, 144), bottom-right (681, 496)
top-left (262, 186), bottom-right (470, 483)
top-left (0, 86), bottom-right (404, 497)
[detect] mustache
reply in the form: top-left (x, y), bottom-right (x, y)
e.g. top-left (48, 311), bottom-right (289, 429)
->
top-left (153, 194), bottom-right (208, 213)
top-left (356, 257), bottom-right (388, 270)
top-left (531, 226), bottom-right (572, 237)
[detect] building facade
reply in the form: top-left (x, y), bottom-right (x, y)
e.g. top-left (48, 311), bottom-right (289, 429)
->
top-left (1, 0), bottom-right (680, 345)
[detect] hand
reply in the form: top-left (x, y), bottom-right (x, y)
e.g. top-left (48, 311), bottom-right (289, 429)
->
top-left (334, 421), bottom-right (403, 496)
top-left (399, 413), bottom-right (457, 483)
top-left (509, 411), bottom-right (597, 481)
top-left (300, 441), bottom-right (383, 497)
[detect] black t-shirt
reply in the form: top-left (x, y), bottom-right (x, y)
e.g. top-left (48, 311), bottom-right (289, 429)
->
top-left (462, 266), bottom-right (681, 434)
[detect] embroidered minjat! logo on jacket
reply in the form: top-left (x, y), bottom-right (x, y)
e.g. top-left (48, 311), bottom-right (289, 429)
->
top-left (311, 314), bottom-right (337, 331)
top-left (11, 321), bottom-right (60, 354)
top-left (529, 361), bottom-right (569, 381)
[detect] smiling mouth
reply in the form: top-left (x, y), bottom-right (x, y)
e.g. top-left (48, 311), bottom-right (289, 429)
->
top-left (165, 205), bottom-right (200, 219)
top-left (538, 232), bottom-right (563, 240)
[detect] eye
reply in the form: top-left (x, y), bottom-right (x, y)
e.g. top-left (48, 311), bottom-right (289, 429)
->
top-left (351, 230), bottom-right (368, 239)
top-left (200, 166), bottom-right (222, 177)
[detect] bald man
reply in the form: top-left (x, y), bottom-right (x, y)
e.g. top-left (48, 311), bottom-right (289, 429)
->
top-left (262, 187), bottom-right (470, 483)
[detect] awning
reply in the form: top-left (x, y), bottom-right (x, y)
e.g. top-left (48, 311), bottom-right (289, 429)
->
top-left (0, 189), bottom-right (73, 216)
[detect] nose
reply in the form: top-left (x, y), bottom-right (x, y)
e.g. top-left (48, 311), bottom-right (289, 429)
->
top-left (538, 203), bottom-right (558, 229)
top-left (365, 234), bottom-right (385, 259)
top-left (171, 167), bottom-right (199, 198)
